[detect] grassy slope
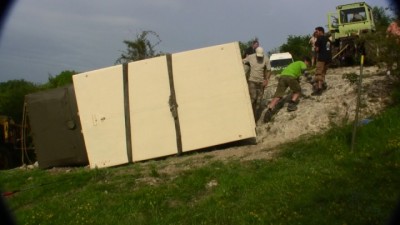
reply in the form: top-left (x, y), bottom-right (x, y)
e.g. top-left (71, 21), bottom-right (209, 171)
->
top-left (1, 105), bottom-right (399, 225)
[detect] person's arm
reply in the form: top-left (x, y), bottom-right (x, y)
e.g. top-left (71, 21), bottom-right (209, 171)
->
top-left (264, 70), bottom-right (271, 80)
top-left (263, 59), bottom-right (272, 86)
top-left (244, 64), bottom-right (250, 74)
top-left (301, 62), bottom-right (307, 73)
top-left (243, 58), bottom-right (250, 74)
top-left (263, 69), bottom-right (271, 86)
top-left (314, 38), bottom-right (320, 52)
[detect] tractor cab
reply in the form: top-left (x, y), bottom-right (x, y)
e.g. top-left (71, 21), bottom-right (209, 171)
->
top-left (327, 2), bottom-right (376, 42)
top-left (327, 2), bottom-right (376, 66)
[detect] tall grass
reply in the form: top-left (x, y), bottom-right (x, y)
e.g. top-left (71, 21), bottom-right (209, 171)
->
top-left (1, 105), bottom-right (399, 225)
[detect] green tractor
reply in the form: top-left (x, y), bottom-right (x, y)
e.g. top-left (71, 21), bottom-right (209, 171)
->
top-left (327, 2), bottom-right (376, 66)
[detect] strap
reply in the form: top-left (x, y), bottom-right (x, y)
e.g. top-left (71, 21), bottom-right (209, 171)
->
top-left (166, 54), bottom-right (183, 155)
top-left (123, 63), bottom-right (133, 162)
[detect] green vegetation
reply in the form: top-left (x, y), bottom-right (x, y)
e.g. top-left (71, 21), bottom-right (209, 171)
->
top-left (342, 72), bottom-right (359, 84)
top-left (44, 70), bottom-right (78, 89)
top-left (0, 70), bottom-right (77, 123)
top-left (0, 80), bottom-right (38, 122)
top-left (115, 30), bottom-right (162, 64)
top-left (279, 35), bottom-right (311, 61)
top-left (1, 105), bottom-right (399, 225)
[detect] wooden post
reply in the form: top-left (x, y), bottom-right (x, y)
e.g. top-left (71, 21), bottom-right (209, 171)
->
top-left (351, 55), bottom-right (364, 152)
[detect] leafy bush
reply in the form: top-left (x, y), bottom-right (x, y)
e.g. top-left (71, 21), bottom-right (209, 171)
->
top-left (0, 80), bottom-right (39, 122)
top-left (44, 70), bottom-right (77, 89)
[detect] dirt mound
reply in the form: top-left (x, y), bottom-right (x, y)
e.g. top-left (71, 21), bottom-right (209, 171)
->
top-left (255, 65), bottom-right (393, 147)
top-left (142, 65), bottom-right (395, 176)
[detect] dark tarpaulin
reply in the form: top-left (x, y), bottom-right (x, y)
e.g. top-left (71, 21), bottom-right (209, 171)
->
top-left (25, 85), bottom-right (88, 169)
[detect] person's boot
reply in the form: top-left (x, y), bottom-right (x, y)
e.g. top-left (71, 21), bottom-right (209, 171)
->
top-left (287, 100), bottom-right (298, 112)
top-left (254, 103), bottom-right (266, 122)
top-left (263, 108), bottom-right (273, 123)
top-left (322, 81), bottom-right (328, 91)
top-left (311, 82), bottom-right (323, 96)
top-left (311, 88), bottom-right (322, 96)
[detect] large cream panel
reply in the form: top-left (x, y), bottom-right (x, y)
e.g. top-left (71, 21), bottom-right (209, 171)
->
top-left (172, 42), bottom-right (256, 151)
top-left (128, 57), bottom-right (178, 161)
top-left (73, 42), bottom-right (256, 169)
top-left (73, 66), bottom-right (128, 168)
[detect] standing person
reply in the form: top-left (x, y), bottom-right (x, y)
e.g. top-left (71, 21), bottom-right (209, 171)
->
top-left (263, 56), bottom-right (311, 123)
top-left (313, 26), bottom-right (331, 96)
top-left (243, 39), bottom-right (260, 81)
top-left (351, 12), bottom-right (364, 22)
top-left (386, 19), bottom-right (400, 42)
top-left (243, 39), bottom-right (259, 59)
top-left (386, 18), bottom-right (400, 74)
top-left (309, 31), bottom-right (318, 67)
top-left (243, 46), bottom-right (271, 120)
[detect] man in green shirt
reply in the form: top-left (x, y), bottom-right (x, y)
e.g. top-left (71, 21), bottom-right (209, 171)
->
top-left (264, 56), bottom-right (311, 123)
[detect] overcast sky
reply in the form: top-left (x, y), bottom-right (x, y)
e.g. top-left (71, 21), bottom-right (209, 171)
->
top-left (0, 0), bottom-right (392, 84)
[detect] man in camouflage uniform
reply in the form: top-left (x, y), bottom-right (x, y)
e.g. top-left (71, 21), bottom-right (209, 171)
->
top-left (243, 47), bottom-right (271, 120)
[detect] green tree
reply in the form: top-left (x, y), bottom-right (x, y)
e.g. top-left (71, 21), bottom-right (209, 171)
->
top-left (0, 80), bottom-right (39, 123)
top-left (279, 35), bottom-right (310, 61)
top-left (44, 70), bottom-right (78, 89)
top-left (372, 6), bottom-right (392, 30)
top-left (0, 70), bottom-right (78, 123)
top-left (361, 6), bottom-right (400, 70)
top-left (115, 30), bottom-right (162, 64)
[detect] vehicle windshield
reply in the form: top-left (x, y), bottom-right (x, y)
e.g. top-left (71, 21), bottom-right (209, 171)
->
top-left (270, 59), bottom-right (293, 68)
top-left (329, 14), bottom-right (339, 28)
top-left (340, 7), bottom-right (366, 23)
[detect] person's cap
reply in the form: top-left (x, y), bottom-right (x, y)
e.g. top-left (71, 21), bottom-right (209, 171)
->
top-left (255, 47), bottom-right (264, 57)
